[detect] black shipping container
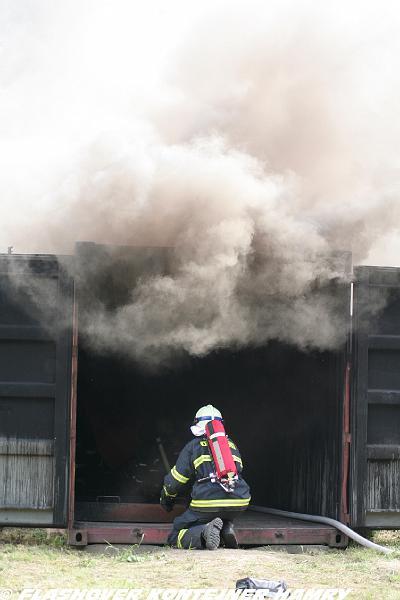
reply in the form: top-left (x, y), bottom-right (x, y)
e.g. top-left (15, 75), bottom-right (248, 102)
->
top-left (1, 244), bottom-right (399, 546)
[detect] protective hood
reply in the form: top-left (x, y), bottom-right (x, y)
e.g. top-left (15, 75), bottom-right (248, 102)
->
top-left (190, 420), bottom-right (211, 437)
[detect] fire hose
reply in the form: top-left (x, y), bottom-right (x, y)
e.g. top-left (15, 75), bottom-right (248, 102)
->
top-left (156, 438), bottom-right (394, 554)
top-left (250, 505), bottom-right (395, 554)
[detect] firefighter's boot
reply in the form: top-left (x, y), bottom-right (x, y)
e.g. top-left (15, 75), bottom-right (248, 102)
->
top-left (221, 520), bottom-right (238, 549)
top-left (202, 518), bottom-right (223, 550)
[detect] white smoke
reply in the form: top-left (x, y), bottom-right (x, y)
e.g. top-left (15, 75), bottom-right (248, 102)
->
top-left (1, 0), bottom-right (400, 363)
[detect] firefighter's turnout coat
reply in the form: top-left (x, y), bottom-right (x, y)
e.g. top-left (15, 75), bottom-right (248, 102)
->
top-left (163, 436), bottom-right (251, 512)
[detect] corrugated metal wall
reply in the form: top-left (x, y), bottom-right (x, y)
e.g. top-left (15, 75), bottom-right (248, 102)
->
top-left (352, 266), bottom-right (400, 528)
top-left (0, 255), bottom-right (73, 526)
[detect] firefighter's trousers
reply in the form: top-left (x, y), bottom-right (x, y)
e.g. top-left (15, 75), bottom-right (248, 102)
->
top-left (168, 508), bottom-right (237, 549)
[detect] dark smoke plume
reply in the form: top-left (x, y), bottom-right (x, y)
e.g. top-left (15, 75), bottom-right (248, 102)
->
top-left (1, 1), bottom-right (400, 364)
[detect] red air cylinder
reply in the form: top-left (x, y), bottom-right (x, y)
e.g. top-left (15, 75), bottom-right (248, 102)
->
top-left (205, 419), bottom-right (237, 479)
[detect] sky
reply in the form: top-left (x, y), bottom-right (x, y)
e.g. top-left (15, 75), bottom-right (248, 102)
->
top-left (1, 0), bottom-right (400, 266)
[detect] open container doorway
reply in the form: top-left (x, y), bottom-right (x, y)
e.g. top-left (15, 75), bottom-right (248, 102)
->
top-left (2, 248), bottom-right (400, 544)
top-left (72, 242), bottom-right (350, 546)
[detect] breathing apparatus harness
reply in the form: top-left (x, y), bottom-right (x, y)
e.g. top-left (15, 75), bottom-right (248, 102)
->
top-left (196, 417), bottom-right (238, 493)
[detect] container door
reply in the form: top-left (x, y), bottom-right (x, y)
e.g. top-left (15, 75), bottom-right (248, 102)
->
top-left (0, 255), bottom-right (73, 526)
top-left (352, 266), bottom-right (400, 528)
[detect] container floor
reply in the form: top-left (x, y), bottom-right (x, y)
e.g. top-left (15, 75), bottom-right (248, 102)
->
top-left (71, 504), bottom-right (347, 548)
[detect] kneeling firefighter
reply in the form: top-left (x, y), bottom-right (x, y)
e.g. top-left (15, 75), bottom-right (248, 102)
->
top-left (160, 405), bottom-right (251, 550)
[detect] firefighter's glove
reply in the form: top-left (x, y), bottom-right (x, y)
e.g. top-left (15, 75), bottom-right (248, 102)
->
top-left (160, 488), bottom-right (175, 512)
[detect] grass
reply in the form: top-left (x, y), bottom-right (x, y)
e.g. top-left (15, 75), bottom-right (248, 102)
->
top-left (0, 529), bottom-right (399, 598)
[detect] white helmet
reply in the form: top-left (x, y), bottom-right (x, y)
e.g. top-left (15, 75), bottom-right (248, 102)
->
top-left (190, 404), bottom-right (223, 437)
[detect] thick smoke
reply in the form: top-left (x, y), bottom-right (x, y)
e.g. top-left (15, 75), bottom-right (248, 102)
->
top-left (1, 1), bottom-right (400, 364)
top-left (74, 138), bottom-right (349, 363)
